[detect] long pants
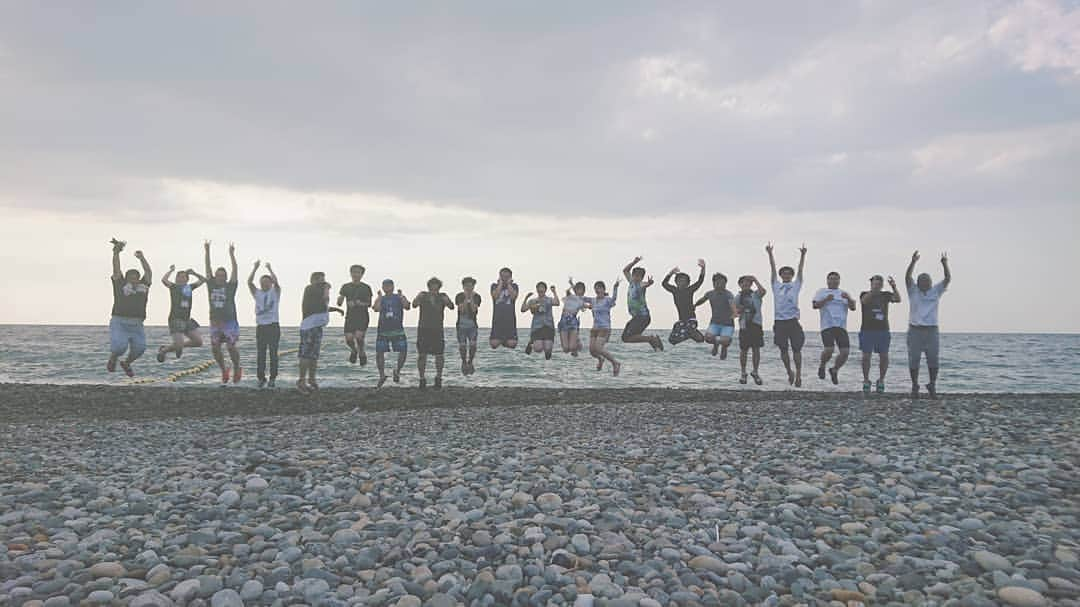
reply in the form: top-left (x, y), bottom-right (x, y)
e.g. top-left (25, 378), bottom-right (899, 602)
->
top-left (256, 322), bottom-right (281, 381)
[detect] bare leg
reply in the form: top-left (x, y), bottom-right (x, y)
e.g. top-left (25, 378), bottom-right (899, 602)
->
top-left (228, 344), bottom-right (241, 382)
top-left (793, 350), bottom-right (803, 387)
top-left (819, 347), bottom-right (834, 379)
top-left (394, 351), bottom-right (406, 381)
top-left (878, 353), bottom-right (889, 383)
top-left (834, 347), bottom-right (850, 370)
top-left (435, 354), bottom-right (444, 387)
top-left (418, 352), bottom-right (428, 388)
top-left (719, 336), bottom-right (731, 359)
top-left (212, 344), bottom-right (228, 382)
top-left (376, 351), bottom-right (388, 387)
top-left (560, 331), bottom-right (571, 353)
top-left (779, 348), bottom-right (794, 384)
top-left (861, 352), bottom-right (872, 382)
top-left (752, 348), bottom-right (761, 374)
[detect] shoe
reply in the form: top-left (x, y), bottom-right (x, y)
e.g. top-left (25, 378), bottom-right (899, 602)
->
top-left (268, 379), bottom-right (276, 389)
top-left (419, 377), bottom-right (427, 390)
top-left (654, 337), bottom-right (664, 352)
top-left (925, 383), bottom-right (937, 399)
top-left (751, 372), bottom-right (763, 386)
top-left (875, 380), bottom-right (885, 394)
top-left (233, 367), bottom-right (242, 384)
top-left (712, 343), bottom-right (720, 356)
top-left (377, 375), bottom-right (387, 388)
top-left (719, 346), bottom-right (728, 360)
top-left (107, 357), bottom-right (117, 373)
top-left (359, 352), bottom-right (367, 366)
top-left (296, 380), bottom-right (309, 393)
top-left (862, 380), bottom-right (872, 394)
top-left (525, 343), bottom-right (533, 355)
top-left (258, 379), bottom-right (267, 388)
top-left (740, 373), bottom-right (748, 385)
top-left (393, 369), bottom-right (401, 383)
top-left (434, 376), bottom-right (442, 389)
top-left (156, 347), bottom-right (167, 363)
top-left (222, 368), bottom-right (230, 385)
top-left (829, 367), bottom-right (839, 385)
top-left (120, 361), bottom-right (134, 378)
top-left (818, 365), bottom-right (827, 380)
top-left (349, 349), bottom-right (358, 364)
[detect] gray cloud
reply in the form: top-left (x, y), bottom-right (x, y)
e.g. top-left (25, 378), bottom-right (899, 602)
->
top-left (1, 1), bottom-right (1078, 218)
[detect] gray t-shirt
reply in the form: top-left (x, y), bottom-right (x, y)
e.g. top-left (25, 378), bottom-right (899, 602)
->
top-left (707, 289), bottom-right (735, 326)
top-left (530, 296), bottom-right (555, 329)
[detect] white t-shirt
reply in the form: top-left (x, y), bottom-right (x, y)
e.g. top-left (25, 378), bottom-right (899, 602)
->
top-left (908, 282), bottom-right (947, 327)
top-left (813, 288), bottom-right (850, 330)
top-left (254, 287), bottom-right (280, 326)
top-left (771, 278), bottom-right (802, 321)
top-left (300, 311), bottom-right (329, 331)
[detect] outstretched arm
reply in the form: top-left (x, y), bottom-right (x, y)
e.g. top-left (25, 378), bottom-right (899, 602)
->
top-left (623, 256), bottom-right (642, 281)
top-left (204, 240), bottom-right (212, 277)
top-left (162, 265), bottom-right (176, 288)
top-left (766, 243), bottom-right (777, 282)
top-left (247, 260), bottom-right (259, 294)
top-left (266, 262), bottom-right (279, 291)
top-left (136, 251), bottom-right (152, 285)
top-left (941, 253), bottom-right (951, 288)
top-left (691, 259), bottom-right (706, 291)
top-left (905, 250), bottom-right (918, 288)
top-left (796, 243), bottom-right (807, 282)
top-left (111, 247), bottom-right (122, 280)
top-left (228, 243), bottom-right (238, 284)
top-left (693, 293), bottom-right (709, 308)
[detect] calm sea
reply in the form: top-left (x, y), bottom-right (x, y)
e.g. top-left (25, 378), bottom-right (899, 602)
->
top-left (0, 325), bottom-right (1077, 393)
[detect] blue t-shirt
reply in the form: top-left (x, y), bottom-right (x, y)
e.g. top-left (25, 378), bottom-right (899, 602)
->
top-left (377, 293), bottom-right (406, 337)
top-left (208, 281), bottom-right (238, 323)
top-left (627, 282), bottom-right (649, 317)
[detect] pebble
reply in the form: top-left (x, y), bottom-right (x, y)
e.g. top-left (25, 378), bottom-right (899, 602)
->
top-left (973, 550), bottom-right (1012, 572)
top-left (997, 586), bottom-right (1048, 606)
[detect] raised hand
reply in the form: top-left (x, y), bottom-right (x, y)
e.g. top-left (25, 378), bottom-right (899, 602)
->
top-left (633, 255), bottom-right (643, 263)
top-left (134, 250), bottom-right (145, 260)
top-left (888, 276), bottom-right (897, 288)
top-left (798, 243), bottom-right (807, 255)
top-left (670, 266), bottom-right (680, 274)
top-left (697, 258), bottom-right (706, 268)
top-left (204, 240), bottom-right (211, 250)
top-left (253, 260), bottom-right (261, 269)
top-left (614, 278), bottom-right (621, 287)
top-left (169, 264), bottom-right (176, 272)
top-left (940, 252), bottom-right (948, 264)
top-left (765, 242), bottom-right (774, 254)
top-left (911, 250), bottom-right (920, 263)
top-left (265, 262), bottom-right (272, 271)
top-left (228, 242), bottom-right (235, 254)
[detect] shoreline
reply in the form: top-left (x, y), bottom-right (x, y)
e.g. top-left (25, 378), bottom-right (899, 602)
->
top-left (1, 383), bottom-right (1078, 422)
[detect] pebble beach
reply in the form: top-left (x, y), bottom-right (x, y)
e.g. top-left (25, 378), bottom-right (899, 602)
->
top-left (1, 385), bottom-right (1078, 607)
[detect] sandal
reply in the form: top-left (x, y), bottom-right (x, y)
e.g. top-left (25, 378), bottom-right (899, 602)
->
top-left (751, 372), bottom-right (762, 386)
top-left (739, 373), bottom-right (748, 385)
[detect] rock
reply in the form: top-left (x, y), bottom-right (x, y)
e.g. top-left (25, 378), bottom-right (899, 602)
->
top-left (831, 589), bottom-right (866, 602)
top-left (89, 561), bottom-right (126, 578)
top-left (146, 564), bottom-right (171, 586)
top-left (571, 534), bottom-right (590, 554)
top-left (786, 482), bottom-right (823, 499)
top-left (973, 550), bottom-right (1012, 572)
top-left (510, 492), bottom-right (533, 508)
top-left (217, 490), bottom-right (241, 507)
top-left (245, 476), bottom-right (269, 491)
top-left (240, 580), bottom-right (264, 600)
top-left (536, 493), bottom-right (563, 511)
top-left (210, 589), bottom-right (244, 607)
top-left (332, 528), bottom-right (362, 545)
top-left (170, 579), bottom-right (202, 602)
top-left (395, 596), bottom-right (422, 607)
top-left (87, 590), bottom-right (115, 604)
top-left (130, 591), bottom-right (175, 607)
top-left (997, 586), bottom-right (1048, 607)
top-left (688, 555), bottom-right (727, 574)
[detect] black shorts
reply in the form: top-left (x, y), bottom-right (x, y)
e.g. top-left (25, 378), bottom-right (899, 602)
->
top-left (344, 309), bottom-right (370, 334)
top-left (417, 328), bottom-right (445, 355)
top-left (530, 326), bottom-right (555, 342)
top-left (821, 327), bottom-right (850, 349)
top-left (739, 322), bottom-right (764, 350)
top-left (773, 319), bottom-right (805, 351)
top-left (623, 315), bottom-right (651, 338)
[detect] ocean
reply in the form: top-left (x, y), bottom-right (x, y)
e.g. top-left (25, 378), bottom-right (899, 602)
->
top-left (0, 325), bottom-right (1077, 393)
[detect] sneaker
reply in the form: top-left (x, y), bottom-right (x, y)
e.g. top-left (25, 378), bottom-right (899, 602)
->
top-left (434, 376), bottom-right (442, 389)
top-left (862, 380), bottom-right (872, 394)
top-left (233, 367), bottom-right (242, 384)
top-left (156, 346), bottom-right (167, 363)
top-left (120, 360), bottom-right (134, 377)
top-left (875, 380), bottom-right (885, 394)
top-left (829, 367), bottom-right (839, 385)
top-left (268, 379), bottom-right (276, 389)
top-left (258, 379), bottom-right (267, 388)
top-left (349, 349), bottom-right (358, 364)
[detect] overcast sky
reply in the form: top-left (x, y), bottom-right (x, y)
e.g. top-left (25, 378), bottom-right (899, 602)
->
top-left (1, 1), bottom-right (1078, 331)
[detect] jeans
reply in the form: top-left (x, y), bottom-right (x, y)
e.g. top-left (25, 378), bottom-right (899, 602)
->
top-left (256, 323), bottom-right (280, 380)
top-left (109, 316), bottom-right (146, 360)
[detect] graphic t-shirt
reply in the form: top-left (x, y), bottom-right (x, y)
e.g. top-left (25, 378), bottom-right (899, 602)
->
top-left (707, 289), bottom-right (735, 326)
top-left (169, 283), bottom-right (199, 321)
top-left (860, 291), bottom-right (892, 331)
top-left (416, 292), bottom-right (452, 329)
top-left (253, 287), bottom-right (280, 325)
top-left (112, 277), bottom-right (150, 319)
top-left (585, 283), bottom-right (619, 329)
top-left (455, 292), bottom-right (482, 327)
top-left (627, 281), bottom-right (649, 317)
top-left (377, 293), bottom-right (406, 337)
top-left (530, 296), bottom-right (556, 330)
top-left (813, 288), bottom-right (850, 330)
top-left (563, 294), bottom-right (586, 317)
top-left (339, 282), bottom-right (373, 319)
top-left (491, 282), bottom-right (518, 306)
top-left (208, 281), bottom-right (239, 323)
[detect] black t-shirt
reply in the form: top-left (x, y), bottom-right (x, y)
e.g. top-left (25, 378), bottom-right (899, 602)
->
top-left (207, 281), bottom-right (239, 323)
top-left (416, 292), bottom-right (452, 329)
top-left (111, 277), bottom-right (150, 319)
top-left (302, 283), bottom-right (329, 318)
top-left (339, 282), bottom-right (372, 317)
top-left (168, 283), bottom-right (200, 321)
top-left (455, 292), bottom-right (482, 324)
top-left (860, 291), bottom-right (892, 331)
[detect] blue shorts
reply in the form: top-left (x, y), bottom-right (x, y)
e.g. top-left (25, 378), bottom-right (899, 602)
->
top-left (376, 334), bottom-right (408, 353)
top-left (707, 323), bottom-right (735, 338)
top-left (859, 330), bottom-right (891, 354)
top-left (298, 326), bottom-right (324, 360)
top-left (109, 316), bottom-right (146, 358)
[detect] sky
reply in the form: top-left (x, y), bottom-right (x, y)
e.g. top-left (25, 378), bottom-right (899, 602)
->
top-left (1, 1), bottom-right (1078, 332)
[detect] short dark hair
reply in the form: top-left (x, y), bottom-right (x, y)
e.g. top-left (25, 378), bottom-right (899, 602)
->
top-left (427, 276), bottom-right (442, 289)
top-left (594, 280), bottom-right (606, 290)
top-left (631, 267), bottom-right (646, 278)
top-left (738, 275), bottom-right (752, 285)
top-left (310, 271), bottom-right (325, 283)
top-left (675, 272), bottom-right (690, 283)
top-left (536, 281), bottom-right (547, 291)
top-left (827, 271), bottom-right (840, 279)
top-left (573, 281), bottom-right (586, 292)
top-left (778, 266), bottom-right (795, 275)
top-left (215, 266), bottom-right (227, 274)
top-left (869, 274), bottom-right (883, 283)
top-left (125, 269), bottom-right (140, 280)
top-left (499, 267), bottom-right (512, 275)
top-left (462, 276), bottom-right (476, 286)
top-left (712, 272), bottom-right (727, 283)
top-left (350, 264), bottom-right (365, 274)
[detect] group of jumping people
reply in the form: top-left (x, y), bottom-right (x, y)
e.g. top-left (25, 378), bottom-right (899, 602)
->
top-left (107, 240), bottom-right (951, 397)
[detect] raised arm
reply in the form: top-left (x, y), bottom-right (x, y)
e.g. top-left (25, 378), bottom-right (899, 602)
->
top-left (265, 262), bottom-right (279, 291)
top-left (520, 292), bottom-right (532, 313)
top-left (941, 253), bottom-right (951, 288)
top-left (550, 287), bottom-right (560, 307)
top-left (691, 259), bottom-right (706, 292)
top-left (622, 256), bottom-right (642, 281)
top-left (187, 269), bottom-right (206, 289)
top-left (796, 243), bottom-right (806, 282)
top-left (162, 265), bottom-right (176, 288)
top-left (888, 276), bottom-right (901, 302)
top-left (136, 250), bottom-right (151, 285)
top-left (399, 291), bottom-right (412, 310)
top-left (111, 247), bottom-right (122, 280)
top-left (905, 250), bottom-right (919, 288)
top-left (247, 260), bottom-right (260, 294)
top-left (372, 292), bottom-right (383, 312)
top-left (228, 243), bottom-right (238, 283)
top-left (661, 268), bottom-right (677, 293)
top-left (766, 242), bottom-right (777, 282)
top-left (753, 276), bottom-right (767, 297)
top-left (611, 280), bottom-right (620, 302)
top-left (204, 240), bottom-right (212, 277)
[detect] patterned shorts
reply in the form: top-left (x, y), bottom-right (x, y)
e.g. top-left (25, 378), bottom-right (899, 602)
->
top-left (299, 326), bottom-right (324, 360)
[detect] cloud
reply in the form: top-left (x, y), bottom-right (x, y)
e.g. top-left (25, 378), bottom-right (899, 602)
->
top-left (989, 0), bottom-right (1080, 76)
